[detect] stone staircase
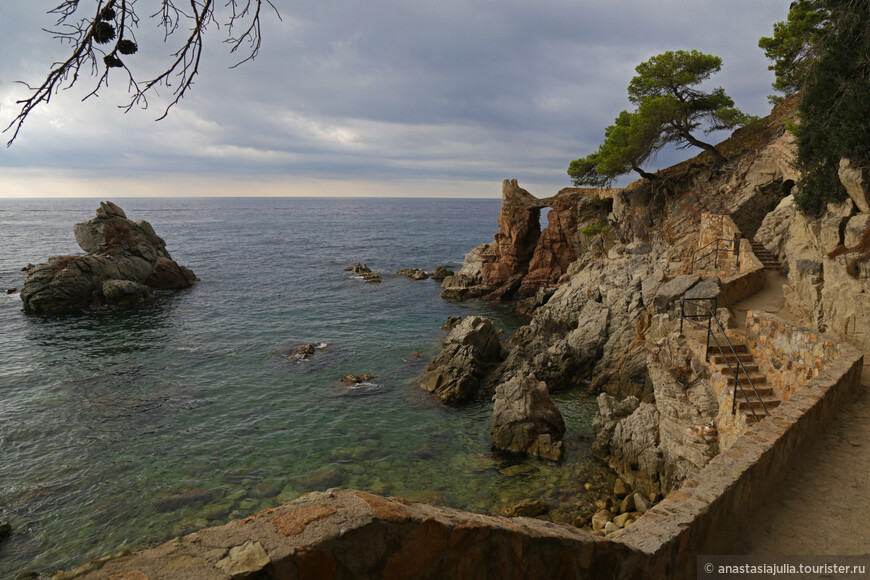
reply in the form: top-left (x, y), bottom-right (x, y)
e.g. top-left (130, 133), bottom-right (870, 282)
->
top-left (709, 343), bottom-right (781, 421)
top-left (749, 240), bottom-right (782, 271)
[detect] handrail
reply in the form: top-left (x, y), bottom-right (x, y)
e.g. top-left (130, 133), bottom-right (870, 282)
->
top-left (679, 297), bottom-right (768, 422)
top-left (690, 237), bottom-right (740, 273)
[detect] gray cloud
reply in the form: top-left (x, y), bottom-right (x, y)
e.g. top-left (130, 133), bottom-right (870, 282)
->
top-left (0, 0), bottom-right (792, 196)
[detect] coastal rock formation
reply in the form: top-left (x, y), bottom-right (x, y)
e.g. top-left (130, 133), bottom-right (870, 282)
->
top-left (345, 262), bottom-right (382, 283)
top-left (592, 346), bottom-right (719, 496)
top-left (440, 180), bottom-right (613, 301)
top-left (491, 372), bottom-right (566, 461)
top-left (20, 202), bottom-right (197, 313)
top-left (397, 268), bottom-right (429, 280)
top-left (420, 316), bottom-right (504, 404)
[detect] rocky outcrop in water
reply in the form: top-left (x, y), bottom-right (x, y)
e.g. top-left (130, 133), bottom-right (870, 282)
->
top-left (420, 316), bottom-right (505, 404)
top-left (440, 180), bottom-right (614, 302)
top-left (491, 372), bottom-right (566, 461)
top-left (345, 262), bottom-right (382, 283)
top-left (20, 202), bottom-right (197, 314)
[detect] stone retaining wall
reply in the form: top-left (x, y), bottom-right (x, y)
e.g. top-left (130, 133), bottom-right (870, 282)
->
top-left (615, 311), bottom-right (861, 576)
top-left (719, 239), bottom-right (765, 307)
top-left (61, 312), bottom-right (862, 580)
top-left (745, 311), bottom-right (846, 401)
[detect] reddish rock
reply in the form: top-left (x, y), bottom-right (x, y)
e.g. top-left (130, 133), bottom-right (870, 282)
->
top-left (442, 180), bottom-right (613, 302)
top-left (146, 257), bottom-right (197, 290)
top-left (272, 505), bottom-right (337, 536)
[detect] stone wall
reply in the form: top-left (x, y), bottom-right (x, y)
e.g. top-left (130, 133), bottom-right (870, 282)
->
top-left (615, 318), bottom-right (861, 576)
top-left (719, 239), bottom-right (765, 307)
top-left (697, 213), bottom-right (741, 274)
top-left (62, 314), bottom-right (862, 580)
top-left (745, 311), bottom-right (846, 401)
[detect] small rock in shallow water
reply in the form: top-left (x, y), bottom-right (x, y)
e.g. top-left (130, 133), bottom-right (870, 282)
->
top-left (499, 464), bottom-right (536, 477)
top-left (591, 509), bottom-right (613, 532)
top-left (290, 343), bottom-right (316, 360)
top-left (614, 477), bottom-right (630, 498)
top-left (613, 512), bottom-right (632, 528)
top-left (6, 287), bottom-right (17, 294)
top-left (339, 374), bottom-right (375, 385)
top-left (633, 492), bottom-right (650, 513)
top-left (501, 498), bottom-right (549, 517)
top-left (619, 493), bottom-right (635, 514)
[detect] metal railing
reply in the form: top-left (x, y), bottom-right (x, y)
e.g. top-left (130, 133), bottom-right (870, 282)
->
top-left (679, 297), bottom-right (768, 422)
top-left (690, 237), bottom-right (740, 273)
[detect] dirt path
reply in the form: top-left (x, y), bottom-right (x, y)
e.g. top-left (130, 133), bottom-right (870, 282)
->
top-left (727, 368), bottom-right (870, 555)
top-left (725, 269), bottom-right (870, 555)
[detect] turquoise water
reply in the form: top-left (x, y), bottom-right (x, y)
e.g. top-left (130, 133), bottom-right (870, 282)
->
top-left (0, 198), bottom-right (610, 575)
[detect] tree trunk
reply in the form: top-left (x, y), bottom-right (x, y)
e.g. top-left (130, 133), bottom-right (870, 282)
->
top-left (680, 131), bottom-right (727, 164)
top-left (631, 163), bottom-right (658, 181)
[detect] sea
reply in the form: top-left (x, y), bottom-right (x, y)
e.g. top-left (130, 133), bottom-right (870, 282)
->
top-left (0, 197), bottom-right (609, 576)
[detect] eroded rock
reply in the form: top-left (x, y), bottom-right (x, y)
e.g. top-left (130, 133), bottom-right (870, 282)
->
top-left (20, 202), bottom-right (197, 313)
top-left (491, 372), bottom-right (565, 461)
top-left (420, 316), bottom-right (504, 404)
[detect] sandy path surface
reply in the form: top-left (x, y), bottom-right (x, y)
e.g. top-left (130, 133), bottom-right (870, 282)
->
top-left (728, 369), bottom-right (870, 555)
top-left (725, 270), bottom-right (870, 555)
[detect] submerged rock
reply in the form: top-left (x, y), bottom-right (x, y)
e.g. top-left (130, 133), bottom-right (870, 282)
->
top-left (397, 268), bottom-right (429, 280)
top-left (339, 374), bottom-right (375, 385)
top-left (501, 497), bottom-right (549, 517)
top-left (430, 266), bottom-right (455, 281)
top-left (491, 372), bottom-right (566, 461)
top-left (420, 316), bottom-right (504, 404)
top-left (20, 201), bottom-right (197, 314)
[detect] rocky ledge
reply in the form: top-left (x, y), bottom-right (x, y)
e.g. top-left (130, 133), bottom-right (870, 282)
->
top-left (20, 202), bottom-right (197, 314)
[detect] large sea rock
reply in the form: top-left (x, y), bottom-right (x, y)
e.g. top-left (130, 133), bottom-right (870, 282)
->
top-left (20, 202), bottom-right (197, 313)
top-left (491, 372), bottom-right (566, 461)
top-left (420, 316), bottom-right (505, 404)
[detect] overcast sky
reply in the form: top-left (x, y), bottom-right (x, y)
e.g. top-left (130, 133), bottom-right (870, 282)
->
top-left (0, 1), bottom-right (792, 198)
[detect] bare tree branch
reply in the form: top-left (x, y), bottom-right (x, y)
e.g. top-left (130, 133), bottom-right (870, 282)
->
top-left (5, 0), bottom-right (280, 146)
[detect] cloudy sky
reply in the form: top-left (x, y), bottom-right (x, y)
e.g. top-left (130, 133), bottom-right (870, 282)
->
top-left (0, 1), bottom-right (792, 198)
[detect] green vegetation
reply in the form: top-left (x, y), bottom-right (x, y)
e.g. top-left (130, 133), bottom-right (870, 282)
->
top-left (579, 222), bottom-right (610, 237)
top-left (758, 1), bottom-right (830, 103)
top-left (760, 0), bottom-right (870, 215)
top-left (568, 50), bottom-right (755, 186)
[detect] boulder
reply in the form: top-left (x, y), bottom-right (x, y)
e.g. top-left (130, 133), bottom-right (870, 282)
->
top-left (491, 372), bottom-right (566, 461)
top-left (839, 158), bottom-right (870, 214)
top-left (500, 498), bottom-right (549, 517)
top-left (653, 275), bottom-right (701, 312)
top-left (754, 194), bottom-right (796, 263)
top-left (420, 316), bottom-right (503, 404)
top-left (346, 262), bottom-right (382, 283)
top-left (20, 202), bottom-right (197, 314)
top-left (430, 266), bottom-right (454, 281)
top-left (844, 214), bottom-right (870, 248)
top-left (397, 268), bottom-right (429, 280)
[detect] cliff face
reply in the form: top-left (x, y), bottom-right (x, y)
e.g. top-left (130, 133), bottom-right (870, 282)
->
top-left (452, 97), bottom-right (802, 490)
top-left (756, 158), bottom-right (870, 352)
top-left (440, 179), bottom-right (614, 301)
